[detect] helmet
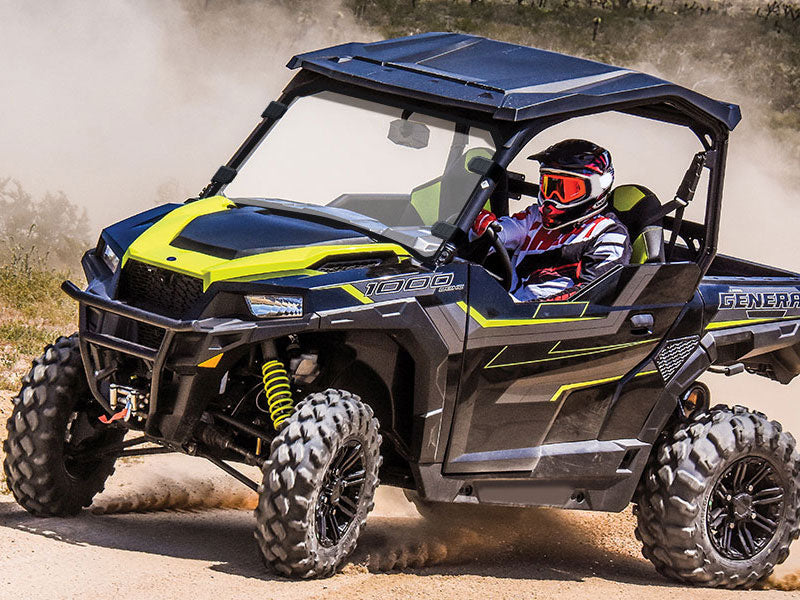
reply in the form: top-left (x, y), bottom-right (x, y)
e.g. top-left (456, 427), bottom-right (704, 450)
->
top-left (529, 139), bottom-right (614, 230)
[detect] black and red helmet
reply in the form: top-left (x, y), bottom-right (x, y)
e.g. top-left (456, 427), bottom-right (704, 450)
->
top-left (529, 139), bottom-right (614, 230)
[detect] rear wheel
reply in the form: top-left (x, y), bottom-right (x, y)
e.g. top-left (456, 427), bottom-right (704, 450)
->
top-left (254, 389), bottom-right (381, 578)
top-left (3, 334), bottom-right (124, 516)
top-left (634, 405), bottom-right (800, 588)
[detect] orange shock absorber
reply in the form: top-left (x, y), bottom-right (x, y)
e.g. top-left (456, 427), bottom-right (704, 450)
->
top-left (261, 359), bottom-right (295, 429)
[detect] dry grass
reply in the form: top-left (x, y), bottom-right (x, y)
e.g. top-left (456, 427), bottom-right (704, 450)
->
top-left (0, 258), bottom-right (78, 493)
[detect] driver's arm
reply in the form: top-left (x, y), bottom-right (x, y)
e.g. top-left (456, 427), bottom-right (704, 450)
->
top-left (578, 225), bottom-right (631, 283)
top-left (471, 208), bottom-right (532, 252)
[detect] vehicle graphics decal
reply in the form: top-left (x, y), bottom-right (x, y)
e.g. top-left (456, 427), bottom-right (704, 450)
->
top-left (719, 290), bottom-right (800, 312)
top-left (315, 271), bottom-right (466, 305)
top-left (364, 273), bottom-right (463, 297)
top-left (709, 286), bottom-right (800, 330)
top-left (458, 300), bottom-right (597, 328)
top-left (484, 338), bottom-right (657, 369)
top-left (547, 369), bottom-right (659, 403)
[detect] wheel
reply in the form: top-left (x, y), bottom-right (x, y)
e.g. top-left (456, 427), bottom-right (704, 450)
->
top-left (634, 405), bottom-right (800, 588)
top-left (3, 334), bottom-right (125, 516)
top-left (254, 389), bottom-right (382, 578)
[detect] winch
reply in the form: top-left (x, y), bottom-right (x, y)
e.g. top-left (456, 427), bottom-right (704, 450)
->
top-left (99, 384), bottom-right (149, 425)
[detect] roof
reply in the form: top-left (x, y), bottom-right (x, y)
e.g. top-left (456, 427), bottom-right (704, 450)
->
top-left (288, 32), bottom-right (741, 130)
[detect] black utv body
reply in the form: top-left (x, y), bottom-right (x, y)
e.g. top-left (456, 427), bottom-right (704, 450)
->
top-left (5, 33), bottom-right (800, 587)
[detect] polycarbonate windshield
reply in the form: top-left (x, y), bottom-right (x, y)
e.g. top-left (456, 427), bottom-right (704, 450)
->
top-left (223, 92), bottom-right (495, 255)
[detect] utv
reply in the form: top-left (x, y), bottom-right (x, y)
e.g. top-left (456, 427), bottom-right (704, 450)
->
top-left (5, 33), bottom-right (800, 587)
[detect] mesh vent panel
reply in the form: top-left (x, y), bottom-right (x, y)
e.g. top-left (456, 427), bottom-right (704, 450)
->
top-left (655, 336), bottom-right (700, 382)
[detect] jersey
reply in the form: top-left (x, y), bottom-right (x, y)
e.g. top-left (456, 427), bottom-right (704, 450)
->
top-left (494, 205), bottom-right (631, 301)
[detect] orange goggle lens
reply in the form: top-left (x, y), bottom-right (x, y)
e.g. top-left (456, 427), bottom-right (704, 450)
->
top-left (540, 173), bottom-right (588, 204)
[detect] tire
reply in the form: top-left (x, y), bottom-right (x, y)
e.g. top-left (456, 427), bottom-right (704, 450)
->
top-left (3, 334), bottom-right (124, 516)
top-left (634, 404), bottom-right (800, 589)
top-left (254, 389), bottom-right (382, 578)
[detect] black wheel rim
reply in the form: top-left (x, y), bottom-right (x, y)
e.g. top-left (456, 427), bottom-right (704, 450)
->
top-left (707, 456), bottom-right (785, 560)
top-left (315, 440), bottom-right (366, 548)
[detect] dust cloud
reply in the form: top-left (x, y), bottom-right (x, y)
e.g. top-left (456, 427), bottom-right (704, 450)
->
top-left (0, 0), bottom-right (374, 232)
top-left (92, 470), bottom-right (258, 514)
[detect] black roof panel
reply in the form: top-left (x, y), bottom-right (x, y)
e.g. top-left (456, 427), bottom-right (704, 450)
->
top-left (288, 33), bottom-right (741, 130)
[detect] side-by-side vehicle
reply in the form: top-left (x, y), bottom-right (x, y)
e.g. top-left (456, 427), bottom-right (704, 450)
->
top-left (5, 33), bottom-right (799, 588)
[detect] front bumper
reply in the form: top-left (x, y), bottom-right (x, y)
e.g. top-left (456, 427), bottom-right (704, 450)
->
top-left (62, 280), bottom-right (316, 443)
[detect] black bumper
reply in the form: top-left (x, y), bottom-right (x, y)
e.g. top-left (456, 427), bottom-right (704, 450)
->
top-left (62, 280), bottom-right (314, 443)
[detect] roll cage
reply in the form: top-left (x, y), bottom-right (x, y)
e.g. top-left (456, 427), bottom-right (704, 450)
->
top-left (201, 35), bottom-right (735, 277)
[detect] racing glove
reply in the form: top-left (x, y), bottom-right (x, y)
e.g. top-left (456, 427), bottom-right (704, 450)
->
top-left (472, 210), bottom-right (498, 236)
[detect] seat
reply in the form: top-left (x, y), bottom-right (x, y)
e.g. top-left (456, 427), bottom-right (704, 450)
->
top-left (403, 147), bottom-right (493, 226)
top-left (610, 184), bottom-right (665, 264)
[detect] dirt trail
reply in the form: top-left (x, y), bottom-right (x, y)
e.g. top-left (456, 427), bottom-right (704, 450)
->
top-left (2, 453), bottom-right (799, 600)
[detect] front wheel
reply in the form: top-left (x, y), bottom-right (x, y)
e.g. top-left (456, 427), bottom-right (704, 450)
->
top-left (254, 389), bottom-right (382, 578)
top-left (3, 334), bottom-right (124, 516)
top-left (635, 405), bottom-right (800, 589)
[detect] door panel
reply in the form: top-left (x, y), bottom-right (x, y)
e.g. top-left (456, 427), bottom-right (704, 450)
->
top-left (443, 262), bottom-right (700, 476)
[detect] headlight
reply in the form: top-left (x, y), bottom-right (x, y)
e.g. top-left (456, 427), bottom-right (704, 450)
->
top-left (245, 294), bottom-right (303, 318)
top-left (101, 242), bottom-right (120, 272)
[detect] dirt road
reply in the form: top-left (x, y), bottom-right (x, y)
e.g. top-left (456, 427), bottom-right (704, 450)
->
top-left (1, 452), bottom-right (798, 600)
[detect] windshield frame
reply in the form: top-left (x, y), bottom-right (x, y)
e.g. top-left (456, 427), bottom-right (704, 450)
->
top-left (209, 75), bottom-right (511, 262)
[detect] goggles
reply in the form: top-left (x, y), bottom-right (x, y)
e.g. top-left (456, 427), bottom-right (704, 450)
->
top-left (539, 170), bottom-right (590, 205)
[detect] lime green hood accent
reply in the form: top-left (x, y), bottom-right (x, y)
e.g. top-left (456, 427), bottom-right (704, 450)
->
top-left (123, 196), bottom-right (410, 290)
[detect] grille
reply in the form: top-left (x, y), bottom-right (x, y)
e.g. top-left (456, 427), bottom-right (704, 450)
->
top-left (138, 322), bottom-right (166, 349)
top-left (655, 336), bottom-right (700, 382)
top-left (117, 261), bottom-right (204, 348)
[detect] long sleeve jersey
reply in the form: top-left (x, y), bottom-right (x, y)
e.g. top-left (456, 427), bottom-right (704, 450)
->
top-left (493, 205), bottom-right (631, 302)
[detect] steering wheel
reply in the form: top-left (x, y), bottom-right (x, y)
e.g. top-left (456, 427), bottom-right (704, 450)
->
top-left (477, 223), bottom-right (514, 291)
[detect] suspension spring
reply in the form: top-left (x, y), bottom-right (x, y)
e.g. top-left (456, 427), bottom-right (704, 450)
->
top-left (261, 359), bottom-right (295, 430)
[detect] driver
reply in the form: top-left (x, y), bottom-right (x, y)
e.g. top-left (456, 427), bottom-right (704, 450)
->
top-left (472, 139), bottom-right (631, 302)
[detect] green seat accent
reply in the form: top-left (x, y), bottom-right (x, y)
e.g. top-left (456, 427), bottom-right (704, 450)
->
top-left (632, 232), bottom-right (649, 264)
top-left (409, 181), bottom-right (441, 225)
top-left (611, 186), bottom-right (647, 212)
top-left (610, 184), bottom-right (664, 264)
top-left (408, 147), bottom-right (494, 226)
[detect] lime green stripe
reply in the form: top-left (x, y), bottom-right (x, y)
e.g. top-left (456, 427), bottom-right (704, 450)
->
top-left (549, 369), bottom-right (658, 402)
top-left (339, 284), bottom-right (373, 304)
top-left (458, 301), bottom-right (599, 327)
top-left (532, 301), bottom-right (589, 318)
top-left (706, 316), bottom-right (800, 331)
top-left (313, 282), bottom-right (375, 305)
top-left (485, 338), bottom-right (656, 369)
top-left (225, 268), bottom-right (324, 283)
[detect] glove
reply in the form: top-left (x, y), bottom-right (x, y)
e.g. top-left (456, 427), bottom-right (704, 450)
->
top-left (472, 210), bottom-right (498, 236)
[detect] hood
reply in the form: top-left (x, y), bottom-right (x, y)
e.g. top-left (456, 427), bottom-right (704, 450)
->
top-left (170, 204), bottom-right (367, 259)
top-left (115, 196), bottom-right (410, 290)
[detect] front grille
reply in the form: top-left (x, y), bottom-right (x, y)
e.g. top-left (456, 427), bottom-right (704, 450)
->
top-left (138, 323), bottom-right (166, 349)
top-left (655, 336), bottom-right (700, 382)
top-left (117, 260), bottom-right (204, 320)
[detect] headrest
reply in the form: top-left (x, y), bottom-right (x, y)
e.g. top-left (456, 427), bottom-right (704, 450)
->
top-left (610, 184), bottom-right (661, 235)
